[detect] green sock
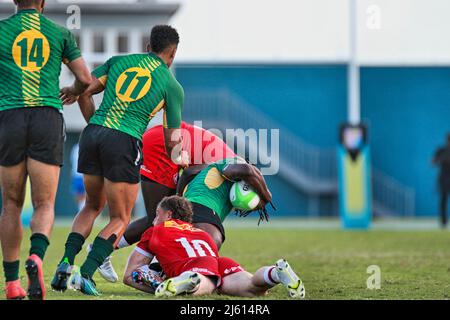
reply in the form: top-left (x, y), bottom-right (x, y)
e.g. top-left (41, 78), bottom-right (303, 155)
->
top-left (60, 232), bottom-right (85, 265)
top-left (3, 260), bottom-right (20, 282)
top-left (80, 236), bottom-right (114, 279)
top-left (29, 233), bottom-right (50, 260)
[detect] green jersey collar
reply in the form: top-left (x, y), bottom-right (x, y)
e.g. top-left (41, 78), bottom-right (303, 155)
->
top-left (148, 52), bottom-right (167, 68)
top-left (17, 9), bottom-right (39, 14)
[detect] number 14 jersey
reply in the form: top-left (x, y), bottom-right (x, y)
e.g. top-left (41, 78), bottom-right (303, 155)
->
top-left (0, 9), bottom-right (81, 111)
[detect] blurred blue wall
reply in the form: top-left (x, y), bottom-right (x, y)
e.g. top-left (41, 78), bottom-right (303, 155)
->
top-left (176, 64), bottom-right (450, 217)
top-left (176, 64), bottom-right (347, 216)
top-left (361, 67), bottom-right (450, 216)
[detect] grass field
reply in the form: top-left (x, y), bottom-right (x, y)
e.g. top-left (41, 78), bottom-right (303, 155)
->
top-left (1, 219), bottom-right (449, 300)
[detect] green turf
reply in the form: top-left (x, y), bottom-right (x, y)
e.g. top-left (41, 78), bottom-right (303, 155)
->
top-left (1, 226), bottom-right (449, 300)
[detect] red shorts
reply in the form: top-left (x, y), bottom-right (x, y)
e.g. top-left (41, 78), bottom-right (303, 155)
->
top-left (172, 256), bottom-right (244, 287)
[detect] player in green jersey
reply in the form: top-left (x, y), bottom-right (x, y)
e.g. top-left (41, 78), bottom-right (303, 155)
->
top-left (52, 25), bottom-right (186, 296)
top-left (0, 0), bottom-right (91, 300)
top-left (178, 158), bottom-right (273, 249)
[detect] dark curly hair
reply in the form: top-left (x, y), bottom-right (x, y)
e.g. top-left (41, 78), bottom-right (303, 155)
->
top-left (158, 195), bottom-right (193, 223)
top-left (150, 25), bottom-right (179, 54)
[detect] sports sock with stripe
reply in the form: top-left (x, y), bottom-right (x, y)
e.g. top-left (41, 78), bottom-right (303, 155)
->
top-left (263, 266), bottom-right (280, 286)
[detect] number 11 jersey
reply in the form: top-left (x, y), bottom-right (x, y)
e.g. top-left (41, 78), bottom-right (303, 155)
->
top-left (90, 52), bottom-right (184, 141)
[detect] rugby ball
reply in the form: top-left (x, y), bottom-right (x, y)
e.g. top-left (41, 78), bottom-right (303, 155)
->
top-left (230, 181), bottom-right (260, 211)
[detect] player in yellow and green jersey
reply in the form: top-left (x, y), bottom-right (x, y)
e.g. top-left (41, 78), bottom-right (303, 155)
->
top-left (52, 25), bottom-right (186, 296)
top-left (177, 158), bottom-right (273, 249)
top-left (0, 0), bottom-right (92, 300)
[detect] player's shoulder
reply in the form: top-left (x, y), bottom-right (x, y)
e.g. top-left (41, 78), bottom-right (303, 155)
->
top-left (39, 14), bottom-right (72, 36)
top-left (140, 226), bottom-right (155, 241)
top-left (107, 53), bottom-right (147, 67)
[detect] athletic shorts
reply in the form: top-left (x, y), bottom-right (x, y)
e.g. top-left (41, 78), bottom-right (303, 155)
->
top-left (0, 107), bottom-right (65, 167)
top-left (177, 256), bottom-right (243, 287)
top-left (191, 202), bottom-right (226, 243)
top-left (78, 124), bottom-right (143, 184)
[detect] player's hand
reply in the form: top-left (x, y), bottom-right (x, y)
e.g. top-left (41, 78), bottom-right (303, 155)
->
top-left (177, 150), bottom-right (190, 168)
top-left (60, 86), bottom-right (79, 105)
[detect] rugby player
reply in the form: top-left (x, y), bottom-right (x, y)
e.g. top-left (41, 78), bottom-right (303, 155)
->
top-left (0, 0), bottom-right (91, 300)
top-left (178, 157), bottom-right (273, 249)
top-left (94, 121), bottom-right (236, 282)
top-left (51, 25), bottom-right (185, 296)
top-left (123, 196), bottom-right (305, 299)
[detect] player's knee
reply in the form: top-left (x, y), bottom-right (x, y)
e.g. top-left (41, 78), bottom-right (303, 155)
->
top-left (84, 197), bottom-right (105, 213)
top-left (31, 198), bottom-right (54, 213)
top-left (110, 214), bottom-right (130, 229)
top-left (2, 193), bottom-right (25, 211)
top-left (212, 234), bottom-right (223, 250)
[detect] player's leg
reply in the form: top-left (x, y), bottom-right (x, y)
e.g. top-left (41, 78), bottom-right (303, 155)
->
top-left (440, 190), bottom-right (448, 227)
top-left (70, 180), bottom-right (139, 295)
top-left (155, 272), bottom-right (216, 297)
top-left (96, 178), bottom-right (175, 283)
top-left (120, 177), bottom-right (175, 247)
top-left (191, 202), bottom-right (225, 249)
top-left (25, 158), bottom-right (60, 299)
top-left (218, 257), bottom-right (305, 298)
top-left (194, 222), bottom-right (224, 250)
top-left (52, 175), bottom-right (106, 292)
top-left (0, 109), bottom-right (29, 299)
top-left (0, 162), bottom-right (28, 300)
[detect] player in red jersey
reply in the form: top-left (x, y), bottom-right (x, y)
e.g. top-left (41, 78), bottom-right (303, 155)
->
top-left (123, 196), bottom-right (305, 298)
top-left (117, 121), bottom-right (236, 247)
top-left (95, 122), bottom-right (237, 282)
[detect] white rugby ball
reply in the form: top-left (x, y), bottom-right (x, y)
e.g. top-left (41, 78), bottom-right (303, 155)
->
top-left (230, 181), bottom-right (260, 211)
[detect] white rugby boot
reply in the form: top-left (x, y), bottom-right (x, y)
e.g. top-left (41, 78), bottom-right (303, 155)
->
top-left (155, 271), bottom-right (201, 297)
top-left (275, 259), bottom-right (306, 299)
top-left (87, 244), bottom-right (119, 283)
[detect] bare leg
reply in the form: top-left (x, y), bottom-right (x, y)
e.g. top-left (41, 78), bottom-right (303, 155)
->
top-left (194, 223), bottom-right (223, 250)
top-left (0, 162), bottom-right (27, 262)
top-left (218, 270), bottom-right (270, 297)
top-left (71, 174), bottom-right (106, 238)
top-left (122, 179), bottom-right (175, 245)
top-left (192, 274), bottom-right (217, 296)
top-left (27, 158), bottom-right (60, 237)
top-left (100, 179), bottom-right (139, 246)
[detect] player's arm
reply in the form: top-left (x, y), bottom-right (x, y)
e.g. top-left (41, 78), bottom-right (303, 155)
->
top-left (123, 249), bottom-right (154, 294)
top-left (176, 164), bottom-right (209, 195)
top-left (222, 163), bottom-right (272, 206)
top-left (60, 30), bottom-right (92, 105)
top-left (77, 77), bottom-right (105, 123)
top-left (163, 76), bottom-right (187, 167)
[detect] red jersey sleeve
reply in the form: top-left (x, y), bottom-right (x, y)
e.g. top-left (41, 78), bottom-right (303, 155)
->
top-left (135, 227), bottom-right (154, 258)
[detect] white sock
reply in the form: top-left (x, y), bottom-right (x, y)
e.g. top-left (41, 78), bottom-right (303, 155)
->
top-left (263, 266), bottom-right (280, 286)
top-left (117, 236), bottom-right (131, 249)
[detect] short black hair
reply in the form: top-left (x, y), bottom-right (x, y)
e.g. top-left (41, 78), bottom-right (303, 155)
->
top-left (150, 25), bottom-right (179, 54)
top-left (158, 196), bottom-right (193, 223)
top-left (16, 0), bottom-right (43, 6)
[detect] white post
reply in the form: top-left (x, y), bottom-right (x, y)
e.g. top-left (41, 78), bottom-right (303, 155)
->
top-left (348, 0), bottom-right (360, 125)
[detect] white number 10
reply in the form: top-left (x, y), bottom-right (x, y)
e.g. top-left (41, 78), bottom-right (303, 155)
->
top-left (175, 237), bottom-right (216, 258)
